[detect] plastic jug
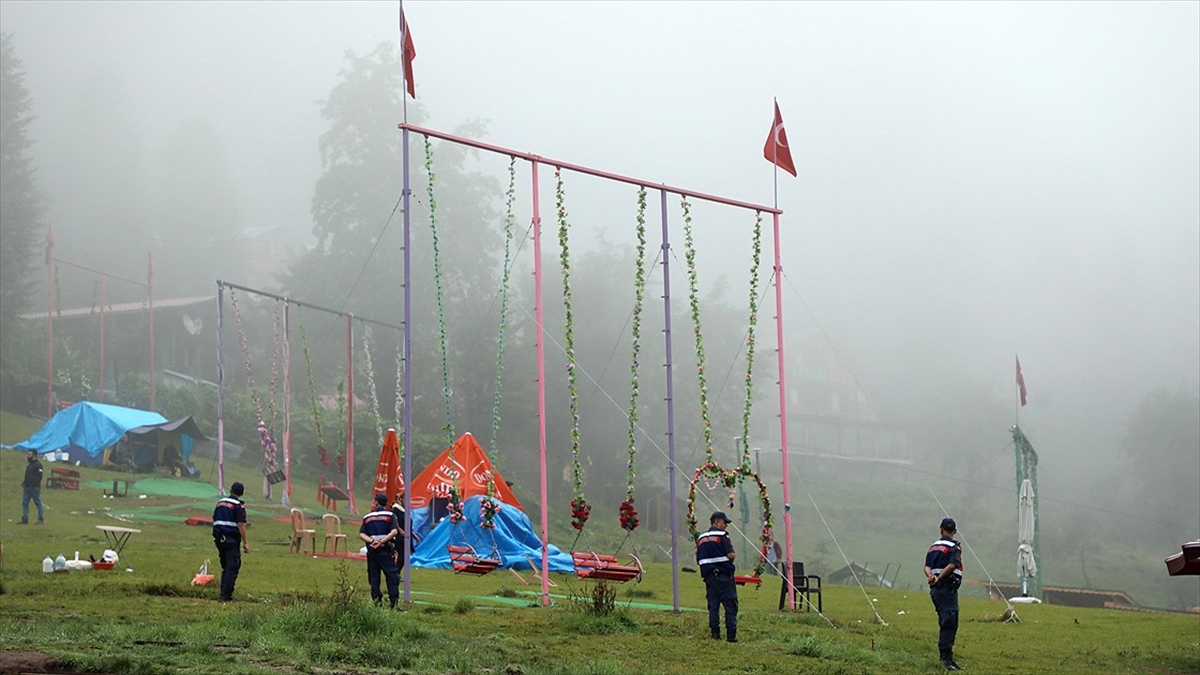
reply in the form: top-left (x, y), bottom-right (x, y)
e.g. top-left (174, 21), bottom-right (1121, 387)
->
top-left (55, 553), bottom-right (66, 571)
top-left (43, 555), bottom-right (54, 573)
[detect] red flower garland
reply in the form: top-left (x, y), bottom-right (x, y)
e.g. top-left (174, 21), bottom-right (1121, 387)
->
top-left (570, 496), bottom-right (591, 530)
top-left (619, 497), bottom-right (640, 532)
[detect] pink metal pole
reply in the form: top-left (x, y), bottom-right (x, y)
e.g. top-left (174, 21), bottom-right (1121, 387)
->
top-left (282, 300), bottom-right (292, 507)
top-left (98, 274), bottom-right (106, 402)
top-left (773, 211), bottom-right (795, 610)
top-left (148, 251), bottom-right (155, 411)
top-left (346, 315), bottom-right (358, 514)
top-left (532, 159), bottom-right (550, 607)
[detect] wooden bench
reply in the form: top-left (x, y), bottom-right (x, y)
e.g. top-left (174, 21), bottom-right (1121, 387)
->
top-left (317, 478), bottom-right (349, 512)
top-left (47, 466), bottom-right (80, 490)
top-left (571, 551), bottom-right (643, 583)
top-left (447, 544), bottom-right (501, 575)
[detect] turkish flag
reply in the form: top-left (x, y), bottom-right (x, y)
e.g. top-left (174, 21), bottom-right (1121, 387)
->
top-left (400, 8), bottom-right (416, 99)
top-left (763, 101), bottom-right (797, 177)
top-left (1016, 356), bottom-right (1028, 407)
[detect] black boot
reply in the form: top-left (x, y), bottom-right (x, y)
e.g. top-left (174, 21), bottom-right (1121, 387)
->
top-left (940, 649), bottom-right (960, 671)
top-left (711, 629), bottom-right (721, 640)
top-left (726, 630), bottom-right (737, 643)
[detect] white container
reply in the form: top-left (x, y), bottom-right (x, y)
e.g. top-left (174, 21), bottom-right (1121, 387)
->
top-left (55, 553), bottom-right (66, 571)
top-left (43, 555), bottom-right (54, 573)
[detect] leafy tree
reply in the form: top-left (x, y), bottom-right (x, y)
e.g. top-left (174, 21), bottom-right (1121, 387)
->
top-left (1120, 385), bottom-right (1200, 530)
top-left (0, 33), bottom-right (48, 401)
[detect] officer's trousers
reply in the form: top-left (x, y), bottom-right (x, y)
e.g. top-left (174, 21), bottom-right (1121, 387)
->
top-left (930, 585), bottom-right (959, 650)
top-left (367, 548), bottom-right (399, 607)
top-left (705, 573), bottom-right (739, 637)
top-left (215, 535), bottom-right (242, 601)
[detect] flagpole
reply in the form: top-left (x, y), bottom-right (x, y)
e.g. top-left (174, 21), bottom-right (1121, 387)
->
top-left (772, 98), bottom-right (779, 210)
top-left (400, 0), bottom-right (408, 126)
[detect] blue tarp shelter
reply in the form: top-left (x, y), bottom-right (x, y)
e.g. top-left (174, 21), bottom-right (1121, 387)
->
top-left (9, 401), bottom-right (206, 468)
top-left (410, 495), bottom-right (575, 572)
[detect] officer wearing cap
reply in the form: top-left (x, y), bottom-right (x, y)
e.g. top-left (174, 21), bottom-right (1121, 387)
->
top-left (212, 481), bottom-right (249, 602)
top-left (924, 517), bottom-right (964, 670)
top-left (360, 493), bottom-right (401, 609)
top-left (696, 511), bottom-right (739, 642)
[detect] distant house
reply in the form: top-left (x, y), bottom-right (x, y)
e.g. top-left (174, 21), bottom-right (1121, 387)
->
top-left (963, 579), bottom-right (1147, 611)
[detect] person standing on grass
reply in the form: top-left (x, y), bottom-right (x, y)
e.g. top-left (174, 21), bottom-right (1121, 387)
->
top-left (212, 481), bottom-right (249, 602)
top-left (925, 517), bottom-right (964, 671)
top-left (20, 449), bottom-right (45, 524)
top-left (360, 492), bottom-right (401, 609)
top-left (696, 511), bottom-right (738, 642)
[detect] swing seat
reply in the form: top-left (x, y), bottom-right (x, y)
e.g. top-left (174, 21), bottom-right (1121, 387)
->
top-left (735, 574), bottom-right (762, 587)
top-left (448, 544), bottom-right (501, 575)
top-left (572, 551), bottom-right (643, 583)
top-left (317, 477), bottom-right (349, 512)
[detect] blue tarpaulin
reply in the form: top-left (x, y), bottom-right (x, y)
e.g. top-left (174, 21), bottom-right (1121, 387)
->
top-left (7, 402), bottom-right (205, 467)
top-left (410, 495), bottom-right (575, 572)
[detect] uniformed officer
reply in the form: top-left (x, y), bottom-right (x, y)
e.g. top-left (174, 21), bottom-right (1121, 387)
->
top-left (696, 511), bottom-right (738, 642)
top-left (212, 481), bottom-right (249, 602)
top-left (924, 517), bottom-right (964, 671)
top-left (360, 492), bottom-right (401, 608)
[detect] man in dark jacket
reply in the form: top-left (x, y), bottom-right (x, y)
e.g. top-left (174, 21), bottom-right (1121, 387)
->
top-left (212, 482), bottom-right (249, 602)
top-left (20, 450), bottom-right (45, 524)
top-left (696, 511), bottom-right (738, 642)
top-left (925, 517), bottom-right (965, 670)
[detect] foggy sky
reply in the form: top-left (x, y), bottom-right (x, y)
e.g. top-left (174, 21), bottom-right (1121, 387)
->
top-left (2, 1), bottom-right (1197, 493)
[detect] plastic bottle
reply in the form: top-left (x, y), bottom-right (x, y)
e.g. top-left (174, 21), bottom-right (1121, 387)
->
top-left (43, 555), bottom-right (54, 573)
top-left (55, 553), bottom-right (66, 571)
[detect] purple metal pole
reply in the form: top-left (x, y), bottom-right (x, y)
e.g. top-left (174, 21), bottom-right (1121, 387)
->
top-left (402, 125), bottom-right (414, 603)
top-left (660, 188), bottom-right (681, 612)
top-left (216, 282), bottom-right (226, 493)
top-left (773, 211), bottom-right (795, 610)
top-left (533, 159), bottom-right (550, 607)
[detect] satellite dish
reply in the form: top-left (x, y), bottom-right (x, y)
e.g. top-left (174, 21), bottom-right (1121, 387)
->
top-left (182, 315), bottom-right (203, 336)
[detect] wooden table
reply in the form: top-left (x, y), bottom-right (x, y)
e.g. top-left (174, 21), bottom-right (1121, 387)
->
top-left (96, 525), bottom-right (141, 569)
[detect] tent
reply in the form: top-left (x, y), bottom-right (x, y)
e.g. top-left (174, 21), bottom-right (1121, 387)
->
top-left (410, 494), bottom-right (576, 573)
top-left (10, 401), bottom-right (208, 469)
top-left (408, 432), bottom-right (522, 514)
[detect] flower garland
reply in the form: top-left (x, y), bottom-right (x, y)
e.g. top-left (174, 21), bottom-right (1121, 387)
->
top-left (681, 198), bottom-right (715, 462)
top-left (621, 187), bottom-right (648, 533)
top-left (740, 211), bottom-right (763, 471)
top-left (299, 324), bottom-right (328, 465)
top-left (558, 169), bottom-right (588, 530)
top-left (480, 470), bottom-right (501, 530)
top-left (394, 339), bottom-right (404, 468)
top-left (489, 158), bottom-right (517, 467)
top-left (685, 463), bottom-right (774, 579)
top-left (267, 307), bottom-right (281, 435)
top-left (424, 136), bottom-right (455, 448)
top-left (447, 485), bottom-right (466, 524)
top-left (228, 289), bottom-right (264, 424)
top-left (257, 419), bottom-right (279, 473)
top-left (335, 373), bottom-right (347, 472)
top-left (361, 324), bottom-right (384, 451)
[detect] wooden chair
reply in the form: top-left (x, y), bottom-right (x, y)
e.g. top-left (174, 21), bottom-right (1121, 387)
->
top-left (447, 544), bottom-right (501, 575)
top-left (289, 508), bottom-right (317, 555)
top-left (322, 513), bottom-right (348, 554)
top-left (571, 551), bottom-right (643, 583)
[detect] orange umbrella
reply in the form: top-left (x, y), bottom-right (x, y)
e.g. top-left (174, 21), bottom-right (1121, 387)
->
top-left (372, 428), bottom-right (404, 505)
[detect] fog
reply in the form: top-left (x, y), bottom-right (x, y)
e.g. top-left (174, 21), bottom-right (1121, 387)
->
top-left (3, 1), bottom-right (1198, 575)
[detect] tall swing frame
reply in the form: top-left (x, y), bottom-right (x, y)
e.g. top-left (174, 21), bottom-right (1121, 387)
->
top-left (398, 123), bottom-right (795, 611)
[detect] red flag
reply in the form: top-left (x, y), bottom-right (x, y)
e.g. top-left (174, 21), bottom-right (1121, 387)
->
top-left (763, 101), bottom-right (797, 177)
top-left (44, 226), bottom-right (54, 266)
top-left (400, 8), bottom-right (416, 99)
top-left (1016, 356), bottom-right (1028, 407)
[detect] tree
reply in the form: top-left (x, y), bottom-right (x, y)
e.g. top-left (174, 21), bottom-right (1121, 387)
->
top-left (1120, 385), bottom-right (1200, 530)
top-left (0, 33), bottom-right (48, 398)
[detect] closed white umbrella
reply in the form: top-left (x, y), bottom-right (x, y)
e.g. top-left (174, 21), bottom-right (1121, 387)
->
top-left (1017, 479), bottom-right (1037, 595)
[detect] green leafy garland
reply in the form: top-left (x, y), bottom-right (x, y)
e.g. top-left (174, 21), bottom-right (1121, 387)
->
top-left (681, 198), bottom-right (714, 462)
top-left (489, 158), bottom-right (517, 468)
top-left (558, 168), bottom-right (589, 530)
top-left (424, 136), bottom-right (455, 449)
top-left (361, 324), bottom-right (384, 451)
top-left (299, 324), bottom-right (328, 465)
top-left (335, 372), bottom-right (347, 472)
top-left (621, 187), bottom-right (648, 532)
top-left (394, 339), bottom-right (404, 469)
top-left (740, 211), bottom-right (763, 471)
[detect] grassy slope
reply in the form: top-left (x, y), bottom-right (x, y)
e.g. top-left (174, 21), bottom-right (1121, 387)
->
top-left (1, 424), bottom-right (1197, 675)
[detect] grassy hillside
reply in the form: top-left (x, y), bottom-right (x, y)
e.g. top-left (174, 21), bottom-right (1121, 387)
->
top-left (1, 434), bottom-right (1197, 674)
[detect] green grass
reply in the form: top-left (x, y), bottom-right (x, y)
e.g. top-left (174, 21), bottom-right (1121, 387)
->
top-left (2, 422), bottom-right (1198, 674)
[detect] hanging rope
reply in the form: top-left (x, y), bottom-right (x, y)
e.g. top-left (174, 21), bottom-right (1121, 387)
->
top-left (488, 157), bottom-right (518, 472)
top-left (361, 324), bottom-right (384, 451)
top-left (228, 289), bottom-right (264, 423)
top-left (394, 338), bottom-right (404, 468)
top-left (621, 187), bottom-right (648, 533)
top-left (740, 212), bottom-right (763, 472)
top-left (299, 323), bottom-right (328, 466)
top-left (557, 168), bottom-right (589, 532)
top-left (267, 305), bottom-right (282, 436)
top-left (424, 136), bottom-right (455, 449)
top-left (334, 371), bottom-right (347, 472)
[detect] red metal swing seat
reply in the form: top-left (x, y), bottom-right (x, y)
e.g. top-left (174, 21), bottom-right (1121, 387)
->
top-left (571, 551), bottom-right (643, 583)
top-left (447, 544), bottom-right (501, 575)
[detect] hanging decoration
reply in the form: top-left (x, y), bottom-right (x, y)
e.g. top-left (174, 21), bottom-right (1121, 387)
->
top-left (620, 187), bottom-right (649, 533)
top-left (480, 470), bottom-right (501, 530)
top-left (361, 324), bottom-right (384, 451)
top-left (740, 211), bottom-right (763, 471)
top-left (335, 372), bottom-right (347, 472)
top-left (299, 324), bottom-right (329, 466)
top-left (489, 157), bottom-right (518, 467)
top-left (557, 168), bottom-right (589, 531)
top-left (424, 136), bottom-right (455, 448)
